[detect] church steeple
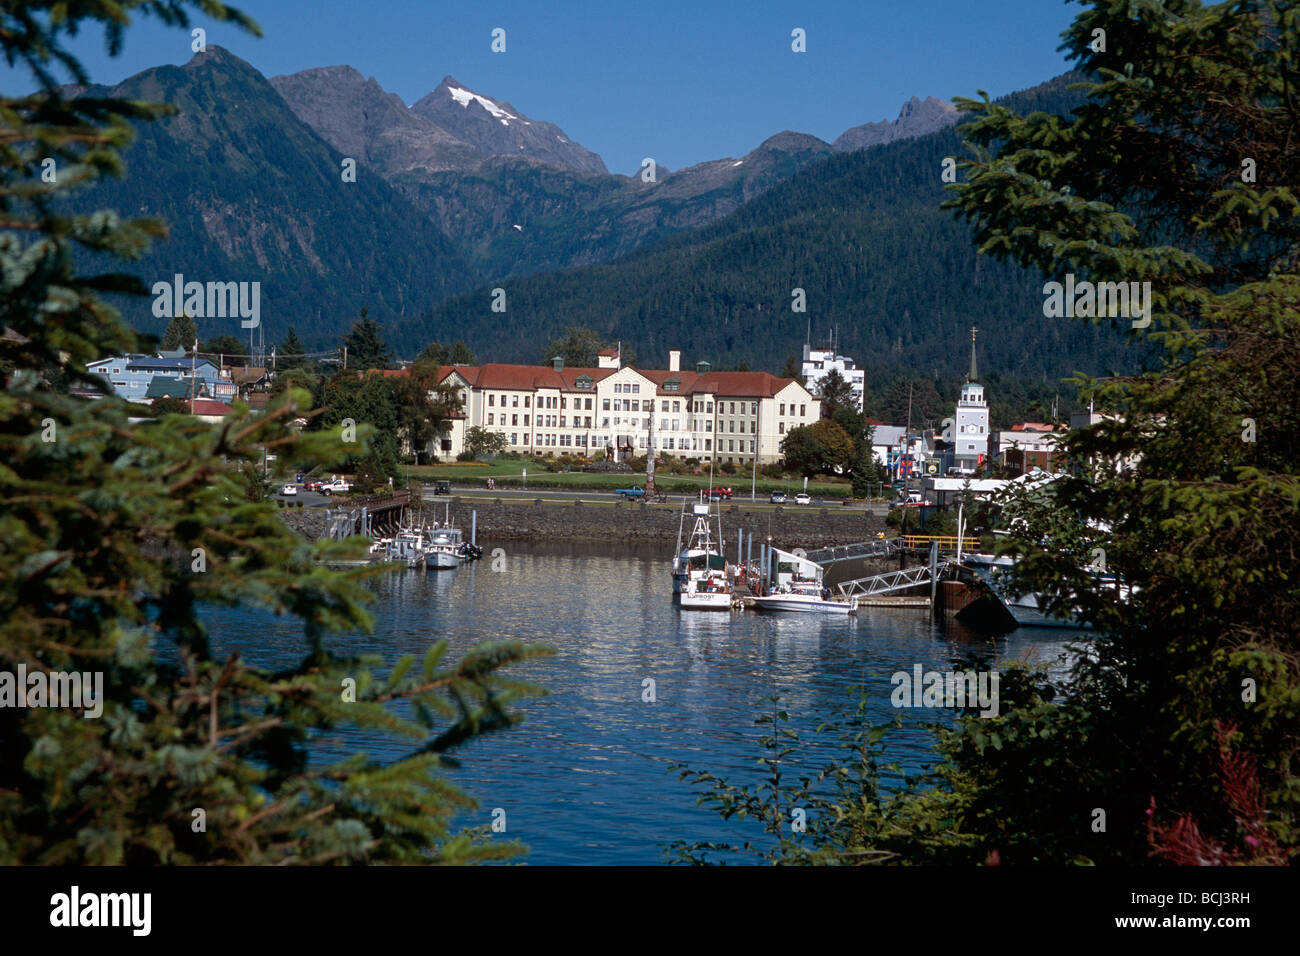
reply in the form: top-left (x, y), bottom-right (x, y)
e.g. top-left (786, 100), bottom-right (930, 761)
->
top-left (967, 325), bottom-right (979, 383)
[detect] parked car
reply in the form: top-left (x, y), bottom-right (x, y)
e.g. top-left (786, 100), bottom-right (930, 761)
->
top-left (304, 480), bottom-right (323, 493)
top-left (319, 477), bottom-right (352, 495)
top-left (793, 492), bottom-right (812, 505)
top-left (769, 491), bottom-right (787, 504)
top-left (615, 485), bottom-right (645, 499)
top-left (705, 487), bottom-right (733, 500)
top-left (280, 484), bottom-right (297, 497)
top-left (433, 480), bottom-right (451, 495)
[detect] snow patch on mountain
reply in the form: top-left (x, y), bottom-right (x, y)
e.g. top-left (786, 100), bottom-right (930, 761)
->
top-left (447, 85), bottom-right (518, 125)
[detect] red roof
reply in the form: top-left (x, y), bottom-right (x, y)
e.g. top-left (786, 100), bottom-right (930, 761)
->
top-left (190, 399), bottom-right (233, 416)
top-left (437, 363), bottom-right (812, 400)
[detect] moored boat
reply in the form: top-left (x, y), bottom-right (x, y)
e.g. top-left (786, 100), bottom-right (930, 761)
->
top-left (672, 499), bottom-right (730, 609)
top-left (750, 548), bottom-right (856, 614)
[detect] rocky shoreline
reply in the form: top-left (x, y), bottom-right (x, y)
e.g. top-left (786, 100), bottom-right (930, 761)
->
top-left (275, 497), bottom-right (885, 549)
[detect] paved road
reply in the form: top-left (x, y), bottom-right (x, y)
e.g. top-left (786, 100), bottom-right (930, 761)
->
top-left (421, 483), bottom-right (889, 515)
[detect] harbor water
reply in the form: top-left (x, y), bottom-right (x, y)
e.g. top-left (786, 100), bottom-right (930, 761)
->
top-left (206, 539), bottom-right (1083, 864)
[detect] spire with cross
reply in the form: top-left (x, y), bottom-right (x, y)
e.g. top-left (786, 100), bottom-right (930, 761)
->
top-left (968, 325), bottom-right (979, 382)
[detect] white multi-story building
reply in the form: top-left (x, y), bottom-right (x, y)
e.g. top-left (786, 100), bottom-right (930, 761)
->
top-left (433, 348), bottom-right (820, 465)
top-left (801, 343), bottom-right (865, 412)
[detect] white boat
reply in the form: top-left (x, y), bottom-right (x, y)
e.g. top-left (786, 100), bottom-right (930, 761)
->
top-left (421, 525), bottom-right (464, 570)
top-left (680, 571), bottom-right (733, 610)
top-left (750, 548), bottom-right (856, 614)
top-left (672, 499), bottom-right (731, 610)
top-left (384, 530), bottom-right (426, 570)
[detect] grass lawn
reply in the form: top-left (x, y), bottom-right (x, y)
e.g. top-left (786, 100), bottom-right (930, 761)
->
top-left (407, 460), bottom-right (858, 497)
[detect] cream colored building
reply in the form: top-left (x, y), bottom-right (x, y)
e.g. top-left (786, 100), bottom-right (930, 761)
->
top-left (433, 349), bottom-right (820, 465)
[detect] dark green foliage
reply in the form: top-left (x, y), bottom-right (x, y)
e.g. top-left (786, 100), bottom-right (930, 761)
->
top-left (781, 419), bottom-right (855, 477)
top-left (149, 395), bottom-right (190, 415)
top-left (541, 326), bottom-right (633, 368)
top-left (341, 309), bottom-right (394, 371)
top-left (463, 426), bottom-right (507, 459)
top-left (276, 325), bottom-right (306, 370)
top-left (416, 339), bottom-right (475, 366)
top-left (684, 0), bottom-right (1300, 866)
top-left (161, 313), bottom-right (197, 351)
top-left (1, 0), bottom-right (549, 865)
top-left (203, 334), bottom-right (247, 359)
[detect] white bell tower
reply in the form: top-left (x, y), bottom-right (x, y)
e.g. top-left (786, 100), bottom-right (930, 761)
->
top-left (953, 326), bottom-right (988, 470)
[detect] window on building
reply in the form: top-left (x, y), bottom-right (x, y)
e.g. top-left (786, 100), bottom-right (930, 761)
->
top-left (779, 403), bottom-right (785, 415)
top-left (511, 433), bottom-right (517, 445)
top-left (750, 422), bottom-right (756, 433)
top-left (585, 398), bottom-right (592, 410)
top-left (512, 396), bottom-right (519, 407)
top-left (489, 395), bottom-right (495, 406)
top-left (779, 423), bottom-right (785, 434)
top-left (660, 419), bottom-right (668, 431)
top-left (707, 402), bottom-right (714, 413)
top-left (524, 415), bottom-right (529, 426)
top-left (671, 419), bottom-right (679, 431)
top-left (560, 416), bottom-right (566, 427)
top-left (630, 400), bottom-right (639, 412)
top-left (705, 439), bottom-right (712, 451)
top-left (800, 405), bottom-right (806, 417)
top-left (603, 398), bottom-right (611, 410)
top-left (602, 417), bottom-right (610, 427)
top-left (487, 413), bottom-right (494, 425)
top-left (632, 384), bottom-right (640, 393)
top-left (525, 396), bottom-right (530, 407)
top-left (512, 414), bottom-right (518, 426)
top-left (615, 384), bottom-right (622, 393)
top-left (705, 421), bottom-right (712, 432)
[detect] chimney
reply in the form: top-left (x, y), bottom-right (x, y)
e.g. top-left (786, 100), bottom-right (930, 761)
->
top-left (668, 349), bottom-right (681, 373)
top-left (552, 355), bottom-right (564, 371)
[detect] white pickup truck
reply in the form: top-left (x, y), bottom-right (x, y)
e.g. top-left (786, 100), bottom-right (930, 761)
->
top-left (319, 477), bottom-right (352, 495)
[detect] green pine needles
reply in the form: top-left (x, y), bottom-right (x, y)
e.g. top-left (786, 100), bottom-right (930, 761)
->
top-left (0, 1), bottom-right (551, 865)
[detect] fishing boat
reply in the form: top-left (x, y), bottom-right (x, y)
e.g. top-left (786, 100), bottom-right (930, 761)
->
top-left (750, 547), bottom-right (857, 614)
top-left (672, 499), bottom-right (731, 610)
top-left (384, 529), bottom-right (426, 570)
top-left (421, 524), bottom-right (464, 570)
top-left (679, 569), bottom-right (733, 610)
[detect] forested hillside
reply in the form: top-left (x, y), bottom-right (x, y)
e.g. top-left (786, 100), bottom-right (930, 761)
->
top-left (396, 71), bottom-right (1146, 418)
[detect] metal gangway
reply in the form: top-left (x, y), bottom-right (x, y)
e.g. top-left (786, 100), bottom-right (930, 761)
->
top-left (837, 561), bottom-right (950, 600)
top-left (803, 537), bottom-right (902, 566)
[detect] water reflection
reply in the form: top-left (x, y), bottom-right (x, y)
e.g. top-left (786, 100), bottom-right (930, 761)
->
top-left (207, 539), bottom-right (1088, 864)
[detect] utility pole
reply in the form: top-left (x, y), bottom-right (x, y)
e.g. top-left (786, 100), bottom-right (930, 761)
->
top-left (646, 402), bottom-right (655, 496)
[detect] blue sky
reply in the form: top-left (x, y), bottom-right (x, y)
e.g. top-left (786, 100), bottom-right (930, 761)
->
top-left (4, 0), bottom-right (1079, 173)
